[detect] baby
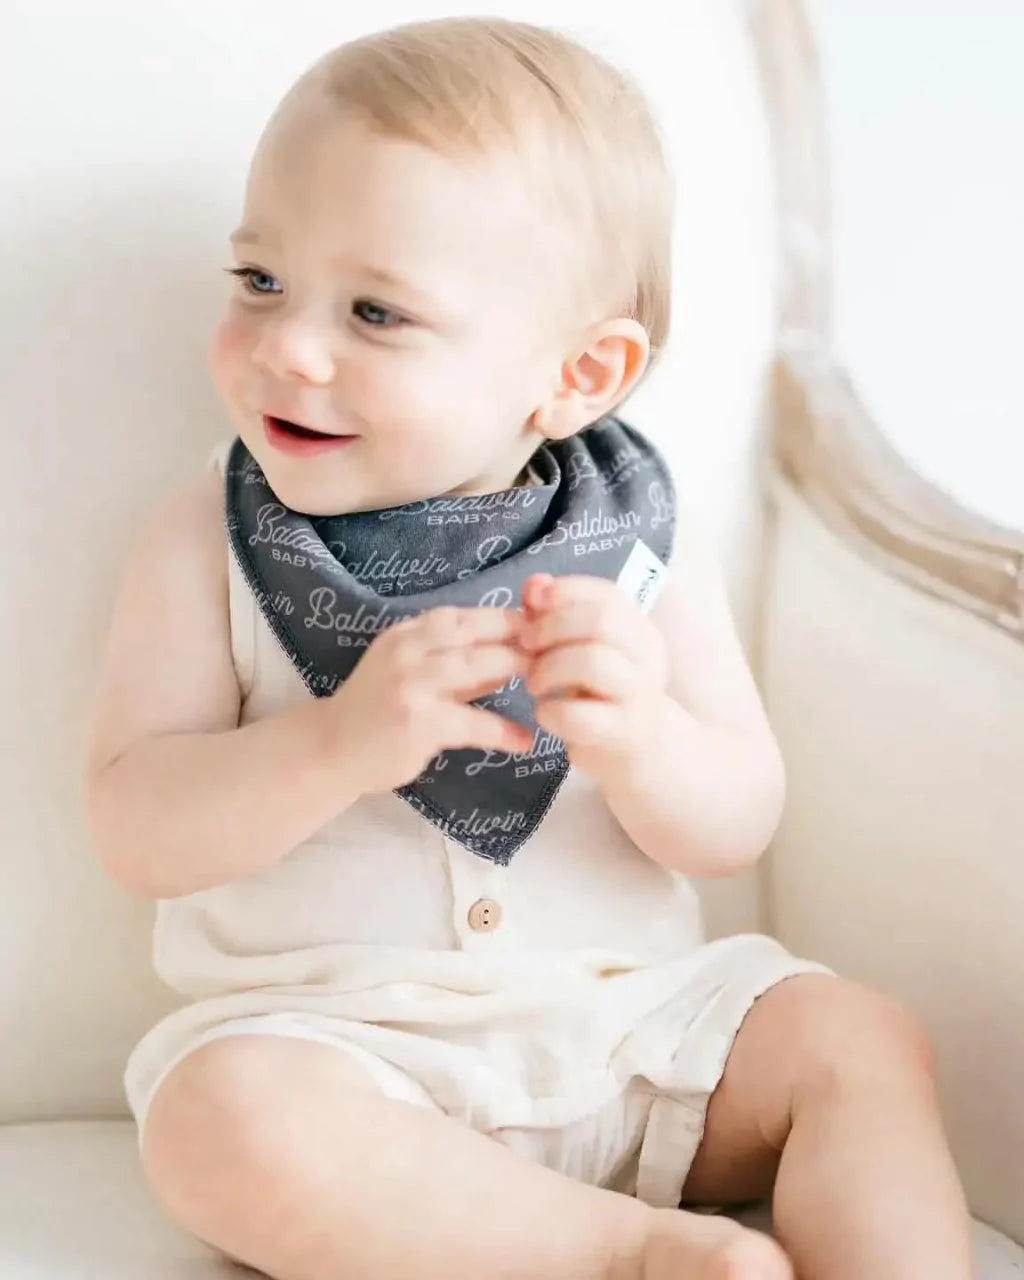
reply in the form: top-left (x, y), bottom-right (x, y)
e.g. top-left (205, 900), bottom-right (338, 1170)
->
top-left (82, 17), bottom-right (972, 1280)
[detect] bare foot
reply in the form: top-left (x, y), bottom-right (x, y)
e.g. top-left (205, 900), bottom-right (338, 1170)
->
top-left (640, 1208), bottom-right (792, 1279)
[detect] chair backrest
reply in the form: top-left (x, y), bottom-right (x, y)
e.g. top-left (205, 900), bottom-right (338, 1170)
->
top-left (749, 0), bottom-right (1024, 1242)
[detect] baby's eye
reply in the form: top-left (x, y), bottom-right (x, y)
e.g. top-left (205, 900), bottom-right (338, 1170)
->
top-left (352, 299), bottom-right (407, 329)
top-left (226, 266), bottom-right (282, 296)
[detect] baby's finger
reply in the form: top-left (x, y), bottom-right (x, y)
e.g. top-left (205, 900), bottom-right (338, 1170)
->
top-left (521, 573), bottom-right (555, 612)
top-left (527, 574), bottom-right (616, 609)
top-left (403, 604), bottom-right (524, 653)
top-left (448, 705), bottom-right (534, 754)
top-left (422, 642), bottom-right (526, 701)
top-left (533, 695), bottom-right (621, 748)
top-left (527, 642), bottom-right (637, 703)
top-left (521, 597), bottom-right (656, 667)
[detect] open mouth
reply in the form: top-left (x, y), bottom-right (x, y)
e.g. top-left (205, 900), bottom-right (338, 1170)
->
top-left (263, 414), bottom-right (357, 456)
top-left (267, 416), bottom-right (337, 440)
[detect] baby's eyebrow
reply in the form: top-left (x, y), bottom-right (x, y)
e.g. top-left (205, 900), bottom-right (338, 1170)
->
top-left (229, 227), bottom-right (271, 248)
top-left (356, 264), bottom-right (442, 308)
top-left (227, 228), bottom-right (456, 317)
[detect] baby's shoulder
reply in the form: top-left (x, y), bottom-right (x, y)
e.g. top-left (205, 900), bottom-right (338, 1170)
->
top-left (81, 445), bottom-right (238, 783)
top-left (147, 446), bottom-right (227, 572)
top-left (114, 443), bottom-right (230, 629)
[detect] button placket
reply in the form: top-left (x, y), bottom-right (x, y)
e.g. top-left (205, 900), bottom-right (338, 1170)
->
top-left (442, 837), bottom-right (509, 945)
top-left (467, 897), bottom-right (503, 932)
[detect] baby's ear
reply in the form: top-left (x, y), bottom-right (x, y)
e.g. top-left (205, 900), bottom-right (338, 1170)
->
top-left (532, 319), bottom-right (650, 440)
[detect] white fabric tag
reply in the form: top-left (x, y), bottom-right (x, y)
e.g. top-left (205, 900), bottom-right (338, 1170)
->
top-left (616, 538), bottom-right (666, 614)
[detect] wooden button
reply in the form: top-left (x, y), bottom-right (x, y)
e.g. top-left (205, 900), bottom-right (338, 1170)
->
top-left (467, 898), bottom-right (503, 932)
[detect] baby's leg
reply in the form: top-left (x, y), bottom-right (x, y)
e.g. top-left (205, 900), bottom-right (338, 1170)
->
top-left (140, 1033), bottom-right (790, 1280)
top-left (681, 974), bottom-right (973, 1279)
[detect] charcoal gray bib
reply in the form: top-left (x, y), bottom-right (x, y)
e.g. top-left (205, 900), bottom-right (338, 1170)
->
top-left (224, 415), bottom-right (676, 865)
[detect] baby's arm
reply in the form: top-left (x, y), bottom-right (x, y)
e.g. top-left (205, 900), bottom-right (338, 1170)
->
top-left (600, 511), bottom-right (786, 877)
top-left (80, 461), bottom-right (364, 900)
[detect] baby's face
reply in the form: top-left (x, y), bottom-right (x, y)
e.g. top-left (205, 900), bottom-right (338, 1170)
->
top-left (211, 97), bottom-right (574, 515)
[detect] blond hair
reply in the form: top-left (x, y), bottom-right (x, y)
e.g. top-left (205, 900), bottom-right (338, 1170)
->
top-left (283, 17), bottom-right (673, 369)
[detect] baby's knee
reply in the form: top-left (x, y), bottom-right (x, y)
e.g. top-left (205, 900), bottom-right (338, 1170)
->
top-left (776, 974), bottom-right (936, 1099)
top-left (140, 1037), bottom-right (278, 1216)
top-left (140, 1035), bottom-right (369, 1224)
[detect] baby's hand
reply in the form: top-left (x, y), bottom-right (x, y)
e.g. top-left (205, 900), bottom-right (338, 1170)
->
top-left (324, 605), bottom-right (533, 794)
top-left (518, 572), bottom-right (669, 782)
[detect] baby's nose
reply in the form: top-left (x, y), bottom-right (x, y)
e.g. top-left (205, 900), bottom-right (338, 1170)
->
top-left (252, 314), bottom-right (336, 386)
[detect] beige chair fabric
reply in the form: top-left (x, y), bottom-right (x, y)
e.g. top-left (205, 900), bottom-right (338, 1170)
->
top-left (762, 478), bottom-right (1024, 1240)
top-left (747, 0), bottom-right (1024, 1243)
top-left (770, 352), bottom-right (1023, 637)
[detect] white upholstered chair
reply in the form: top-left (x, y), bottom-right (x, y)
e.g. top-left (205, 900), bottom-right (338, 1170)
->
top-left (1, 2), bottom-right (1020, 1273)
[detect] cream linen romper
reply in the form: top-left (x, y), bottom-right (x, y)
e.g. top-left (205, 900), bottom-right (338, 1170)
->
top-left (124, 441), bottom-right (828, 1208)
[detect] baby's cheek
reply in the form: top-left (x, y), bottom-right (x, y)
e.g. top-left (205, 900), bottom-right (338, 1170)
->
top-left (208, 312), bottom-right (252, 387)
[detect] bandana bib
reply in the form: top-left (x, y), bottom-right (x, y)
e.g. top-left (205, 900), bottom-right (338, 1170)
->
top-left (224, 415), bottom-right (676, 865)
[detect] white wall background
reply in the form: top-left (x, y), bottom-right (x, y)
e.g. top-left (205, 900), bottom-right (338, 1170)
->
top-left (809, 0), bottom-right (1024, 530)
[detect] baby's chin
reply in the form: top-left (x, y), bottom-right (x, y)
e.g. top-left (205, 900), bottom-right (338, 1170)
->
top-left (236, 423), bottom-right (520, 515)
top-left (261, 468), bottom-right (392, 518)
top-left (234, 431), bottom-right (358, 515)
top-left (247, 447), bottom-right (424, 518)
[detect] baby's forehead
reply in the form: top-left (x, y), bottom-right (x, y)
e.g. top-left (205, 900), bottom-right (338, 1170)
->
top-left (246, 106), bottom-right (581, 302)
top-left (256, 97), bottom-right (545, 216)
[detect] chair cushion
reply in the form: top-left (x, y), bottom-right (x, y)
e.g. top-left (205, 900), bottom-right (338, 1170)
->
top-left (0, 1122), bottom-right (241, 1278)
top-left (1, 1120), bottom-right (1021, 1278)
top-left (759, 364), bottom-right (1024, 1238)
